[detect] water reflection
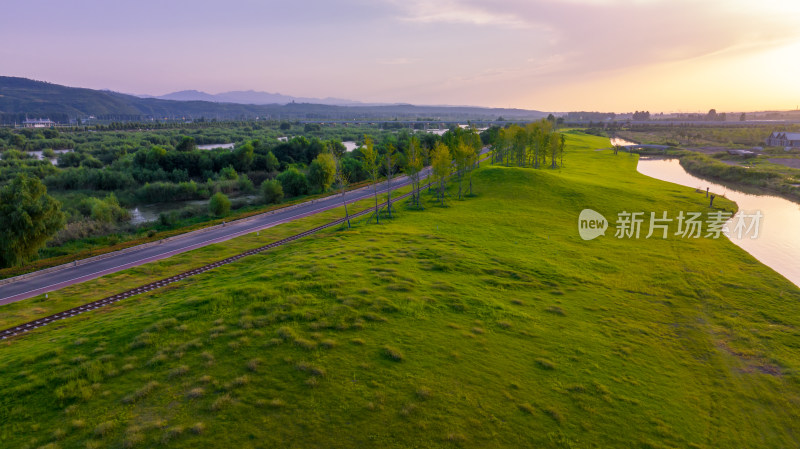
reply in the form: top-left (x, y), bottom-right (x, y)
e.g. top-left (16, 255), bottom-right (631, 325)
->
top-left (197, 143), bottom-right (235, 150)
top-left (637, 157), bottom-right (800, 288)
top-left (610, 137), bottom-right (638, 147)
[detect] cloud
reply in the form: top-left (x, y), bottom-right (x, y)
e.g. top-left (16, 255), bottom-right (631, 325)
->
top-left (385, 0), bottom-right (530, 28)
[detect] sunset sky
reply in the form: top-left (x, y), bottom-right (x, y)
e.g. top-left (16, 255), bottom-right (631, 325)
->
top-left (2, 0), bottom-right (799, 112)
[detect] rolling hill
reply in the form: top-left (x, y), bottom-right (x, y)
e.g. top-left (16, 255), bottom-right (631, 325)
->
top-left (152, 89), bottom-right (369, 106)
top-left (0, 77), bottom-right (547, 123)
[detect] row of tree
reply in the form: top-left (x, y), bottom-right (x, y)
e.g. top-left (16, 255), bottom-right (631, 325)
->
top-left (489, 120), bottom-right (565, 169)
top-left (1, 123), bottom-right (539, 268)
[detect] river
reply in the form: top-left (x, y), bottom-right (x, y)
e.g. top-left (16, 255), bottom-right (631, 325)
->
top-left (637, 157), bottom-right (800, 288)
top-left (197, 143), bottom-right (235, 150)
top-left (610, 137), bottom-right (638, 146)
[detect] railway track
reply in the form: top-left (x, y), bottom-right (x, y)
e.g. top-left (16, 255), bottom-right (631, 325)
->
top-left (0, 188), bottom-right (421, 340)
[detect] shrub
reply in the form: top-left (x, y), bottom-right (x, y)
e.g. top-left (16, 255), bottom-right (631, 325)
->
top-left (122, 381), bottom-right (159, 404)
top-left (208, 192), bottom-right (230, 216)
top-left (93, 420), bottom-right (115, 437)
top-left (237, 173), bottom-right (254, 192)
top-left (211, 394), bottom-right (233, 411)
top-left (296, 362), bottom-right (326, 376)
top-left (186, 388), bottom-right (204, 399)
top-left (277, 167), bottom-right (308, 197)
top-left (219, 165), bottom-right (238, 180)
top-left (260, 179), bottom-right (284, 204)
top-left (535, 358), bottom-right (556, 370)
top-left (307, 153), bottom-right (336, 192)
top-left (382, 346), bottom-right (404, 361)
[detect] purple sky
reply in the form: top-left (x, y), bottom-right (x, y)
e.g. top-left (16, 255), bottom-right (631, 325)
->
top-left (2, 0), bottom-right (799, 112)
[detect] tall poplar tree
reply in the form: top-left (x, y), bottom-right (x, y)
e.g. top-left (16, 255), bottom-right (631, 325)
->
top-left (361, 136), bottom-right (381, 224)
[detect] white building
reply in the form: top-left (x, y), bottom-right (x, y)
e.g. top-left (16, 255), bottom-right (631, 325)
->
top-left (766, 131), bottom-right (800, 149)
top-left (23, 118), bottom-right (56, 128)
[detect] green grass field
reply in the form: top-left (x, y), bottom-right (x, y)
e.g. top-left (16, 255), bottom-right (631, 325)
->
top-left (2, 132), bottom-right (799, 449)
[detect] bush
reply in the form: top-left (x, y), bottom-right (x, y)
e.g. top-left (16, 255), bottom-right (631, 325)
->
top-left (219, 165), bottom-right (238, 180)
top-left (136, 181), bottom-right (199, 203)
top-left (80, 156), bottom-right (104, 169)
top-left (307, 153), bottom-right (336, 193)
top-left (261, 179), bottom-right (283, 204)
top-left (277, 167), bottom-right (308, 197)
top-left (208, 192), bottom-right (230, 216)
top-left (159, 211), bottom-right (178, 226)
top-left (237, 173), bottom-right (255, 193)
top-left (80, 193), bottom-right (129, 223)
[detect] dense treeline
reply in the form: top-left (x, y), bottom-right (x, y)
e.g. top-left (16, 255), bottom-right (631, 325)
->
top-left (1, 119), bottom-right (574, 268)
top-left (0, 122), bottom-right (450, 266)
top-left (487, 120), bottom-right (565, 169)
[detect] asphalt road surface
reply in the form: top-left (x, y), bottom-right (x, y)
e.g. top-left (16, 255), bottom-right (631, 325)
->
top-left (0, 150), bottom-right (487, 305)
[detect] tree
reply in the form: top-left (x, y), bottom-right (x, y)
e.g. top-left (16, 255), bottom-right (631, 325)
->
top-left (453, 141), bottom-right (472, 200)
top-left (361, 135), bottom-right (381, 223)
top-left (550, 132), bottom-right (561, 168)
top-left (384, 144), bottom-right (398, 218)
top-left (341, 157), bottom-right (366, 183)
top-left (431, 142), bottom-right (451, 206)
top-left (219, 165), bottom-right (238, 180)
top-left (307, 152), bottom-right (336, 193)
top-left (176, 136), bottom-right (197, 152)
top-left (466, 141), bottom-right (480, 196)
top-left (234, 142), bottom-right (254, 172)
top-left (405, 136), bottom-right (423, 208)
top-left (739, 112), bottom-right (746, 122)
top-left (84, 193), bottom-right (129, 223)
top-left (264, 151), bottom-right (280, 173)
top-left (334, 154), bottom-right (351, 228)
top-left (277, 167), bottom-right (309, 197)
top-left (327, 140), bottom-right (346, 159)
top-left (0, 174), bottom-right (65, 267)
top-left (208, 192), bottom-right (230, 216)
top-left (260, 179), bottom-right (283, 204)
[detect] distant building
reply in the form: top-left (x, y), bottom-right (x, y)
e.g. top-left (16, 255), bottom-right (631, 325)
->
top-left (766, 131), bottom-right (800, 149)
top-left (23, 118), bottom-right (56, 128)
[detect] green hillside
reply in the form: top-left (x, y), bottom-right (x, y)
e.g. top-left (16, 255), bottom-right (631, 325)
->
top-left (1, 133), bottom-right (799, 448)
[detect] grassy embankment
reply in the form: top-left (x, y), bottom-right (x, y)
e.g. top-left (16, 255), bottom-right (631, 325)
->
top-left (2, 133), bottom-right (799, 448)
top-left (679, 152), bottom-right (800, 202)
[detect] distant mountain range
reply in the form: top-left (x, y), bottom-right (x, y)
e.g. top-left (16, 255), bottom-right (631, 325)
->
top-left (145, 89), bottom-right (376, 106)
top-left (0, 76), bottom-right (547, 123)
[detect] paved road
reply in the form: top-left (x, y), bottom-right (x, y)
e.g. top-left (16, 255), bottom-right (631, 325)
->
top-left (0, 149), bottom-right (487, 305)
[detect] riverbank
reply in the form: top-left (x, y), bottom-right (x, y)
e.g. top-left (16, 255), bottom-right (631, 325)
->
top-left (612, 128), bottom-right (800, 203)
top-left (638, 157), bottom-right (800, 288)
top-left (679, 152), bottom-right (800, 203)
